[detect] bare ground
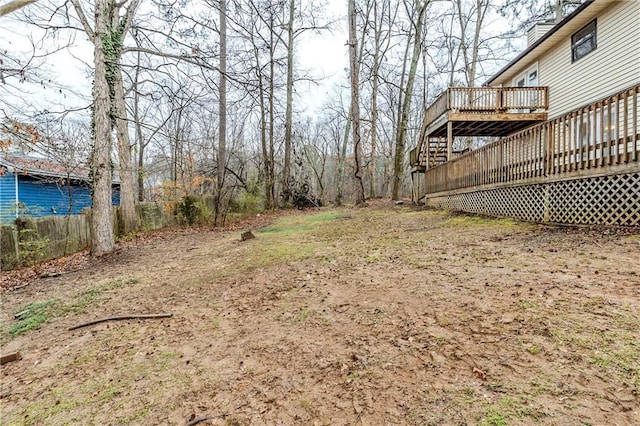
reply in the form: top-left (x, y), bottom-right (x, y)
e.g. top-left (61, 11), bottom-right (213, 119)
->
top-left (1, 202), bottom-right (639, 425)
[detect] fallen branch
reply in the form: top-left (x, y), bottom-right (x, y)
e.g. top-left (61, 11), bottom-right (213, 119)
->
top-left (185, 415), bottom-right (214, 426)
top-left (68, 313), bottom-right (173, 331)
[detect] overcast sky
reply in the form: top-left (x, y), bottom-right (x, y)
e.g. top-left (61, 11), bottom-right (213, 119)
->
top-left (1, 0), bottom-right (527, 123)
top-left (0, 0), bottom-right (350, 121)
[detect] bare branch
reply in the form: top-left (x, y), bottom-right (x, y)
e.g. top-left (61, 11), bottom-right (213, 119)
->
top-left (0, 0), bottom-right (38, 17)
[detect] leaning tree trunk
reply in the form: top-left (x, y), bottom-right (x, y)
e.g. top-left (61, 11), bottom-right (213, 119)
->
top-left (90, 0), bottom-right (115, 256)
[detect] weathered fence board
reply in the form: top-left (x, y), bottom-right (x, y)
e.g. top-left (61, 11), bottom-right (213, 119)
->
top-left (1, 203), bottom-right (167, 270)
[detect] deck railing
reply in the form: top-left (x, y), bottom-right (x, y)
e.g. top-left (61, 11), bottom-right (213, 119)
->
top-left (424, 84), bottom-right (640, 195)
top-left (409, 147), bottom-right (419, 167)
top-left (423, 86), bottom-right (550, 129)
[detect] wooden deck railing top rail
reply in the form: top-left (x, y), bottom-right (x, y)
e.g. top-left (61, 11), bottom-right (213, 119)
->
top-left (423, 86), bottom-right (550, 129)
top-left (423, 84), bottom-right (640, 195)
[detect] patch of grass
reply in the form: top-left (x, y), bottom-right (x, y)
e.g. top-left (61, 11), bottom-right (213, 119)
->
top-left (258, 223), bottom-right (314, 234)
top-left (247, 212), bottom-right (348, 267)
top-left (589, 336), bottom-right (640, 387)
top-left (9, 300), bottom-right (56, 336)
top-left (366, 253), bottom-right (381, 263)
top-left (61, 288), bottom-right (102, 314)
top-left (527, 345), bottom-right (541, 355)
top-left (480, 396), bottom-right (543, 425)
top-left (3, 278), bottom-right (139, 341)
top-left (299, 399), bottom-right (315, 414)
top-left (293, 309), bottom-right (311, 323)
top-left (482, 412), bottom-right (507, 426)
top-left (347, 372), bottom-right (361, 380)
top-left (57, 278), bottom-right (139, 315)
top-left (517, 299), bottom-right (540, 310)
top-left (307, 211), bottom-right (343, 223)
top-left (258, 210), bottom-right (342, 235)
top-left (254, 243), bottom-right (315, 265)
top-left (129, 406), bottom-right (152, 422)
top-left (17, 330), bottom-right (183, 425)
top-left (548, 311), bottom-right (639, 393)
top-left (208, 316), bottom-right (221, 329)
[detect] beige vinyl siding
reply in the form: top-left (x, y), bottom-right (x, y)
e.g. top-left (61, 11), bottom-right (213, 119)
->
top-left (538, 1), bottom-right (640, 119)
top-left (527, 23), bottom-right (554, 47)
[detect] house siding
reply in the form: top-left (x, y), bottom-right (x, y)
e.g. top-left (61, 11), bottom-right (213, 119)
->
top-left (537, 1), bottom-right (640, 118)
top-left (0, 173), bottom-right (17, 221)
top-left (0, 173), bottom-right (121, 224)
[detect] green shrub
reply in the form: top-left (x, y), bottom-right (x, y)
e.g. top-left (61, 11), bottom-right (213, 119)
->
top-left (232, 189), bottom-right (264, 214)
top-left (178, 195), bottom-right (201, 225)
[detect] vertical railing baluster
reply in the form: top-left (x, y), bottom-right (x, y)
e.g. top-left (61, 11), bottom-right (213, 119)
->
top-left (579, 109), bottom-right (585, 170)
top-left (607, 100), bottom-right (613, 166)
top-left (623, 91), bottom-right (629, 163)
top-left (615, 95), bottom-right (622, 164)
top-left (631, 86), bottom-right (640, 161)
top-left (600, 102), bottom-right (606, 167)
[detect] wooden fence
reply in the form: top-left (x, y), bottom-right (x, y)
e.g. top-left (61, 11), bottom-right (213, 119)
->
top-left (425, 84), bottom-right (640, 194)
top-left (0, 203), bottom-right (168, 270)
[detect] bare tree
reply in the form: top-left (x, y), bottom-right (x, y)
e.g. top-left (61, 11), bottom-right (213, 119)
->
top-left (348, 0), bottom-right (365, 205)
top-left (85, 0), bottom-right (115, 255)
top-left (215, 0), bottom-right (227, 225)
top-left (391, 0), bottom-right (428, 201)
top-left (281, 0), bottom-right (296, 205)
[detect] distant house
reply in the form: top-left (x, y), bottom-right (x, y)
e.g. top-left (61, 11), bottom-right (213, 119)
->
top-left (0, 154), bottom-right (120, 224)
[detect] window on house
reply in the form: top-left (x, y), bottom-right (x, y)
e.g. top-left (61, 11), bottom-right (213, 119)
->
top-left (572, 19), bottom-right (597, 62)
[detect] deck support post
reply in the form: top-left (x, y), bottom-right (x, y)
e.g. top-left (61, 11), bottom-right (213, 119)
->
top-left (447, 121), bottom-right (453, 161)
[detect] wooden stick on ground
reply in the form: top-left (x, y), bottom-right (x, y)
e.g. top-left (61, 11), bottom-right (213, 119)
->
top-left (68, 313), bottom-right (173, 331)
top-left (185, 415), bottom-right (214, 426)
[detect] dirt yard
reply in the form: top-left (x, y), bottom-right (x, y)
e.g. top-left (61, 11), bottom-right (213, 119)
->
top-left (1, 202), bottom-right (639, 425)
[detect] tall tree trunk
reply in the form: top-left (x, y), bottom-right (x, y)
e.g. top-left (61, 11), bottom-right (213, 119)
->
top-left (111, 1), bottom-right (140, 233)
top-left (216, 0), bottom-right (227, 225)
top-left (392, 0), bottom-right (427, 201)
top-left (113, 68), bottom-right (138, 233)
top-left (348, 0), bottom-right (365, 205)
top-left (282, 0), bottom-right (295, 205)
top-left (91, 0), bottom-right (115, 256)
top-left (268, 16), bottom-right (276, 208)
top-left (369, 0), bottom-right (381, 199)
top-left (258, 73), bottom-right (271, 209)
top-left (335, 111), bottom-right (350, 206)
top-left (134, 83), bottom-right (145, 202)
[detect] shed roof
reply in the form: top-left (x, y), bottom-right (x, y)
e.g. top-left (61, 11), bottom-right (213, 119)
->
top-left (0, 154), bottom-right (90, 181)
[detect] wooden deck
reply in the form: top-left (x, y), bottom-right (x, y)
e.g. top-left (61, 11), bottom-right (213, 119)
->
top-left (415, 84), bottom-right (640, 226)
top-left (411, 86), bottom-right (549, 171)
top-left (422, 86), bottom-right (549, 136)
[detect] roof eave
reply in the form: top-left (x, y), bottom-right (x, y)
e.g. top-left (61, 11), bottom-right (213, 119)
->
top-left (484, 0), bottom-right (596, 86)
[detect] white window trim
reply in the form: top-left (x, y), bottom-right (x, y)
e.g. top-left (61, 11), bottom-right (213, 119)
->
top-left (512, 62), bottom-right (539, 87)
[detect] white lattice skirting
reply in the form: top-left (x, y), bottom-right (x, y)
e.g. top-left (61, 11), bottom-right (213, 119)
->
top-left (426, 172), bottom-right (640, 226)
